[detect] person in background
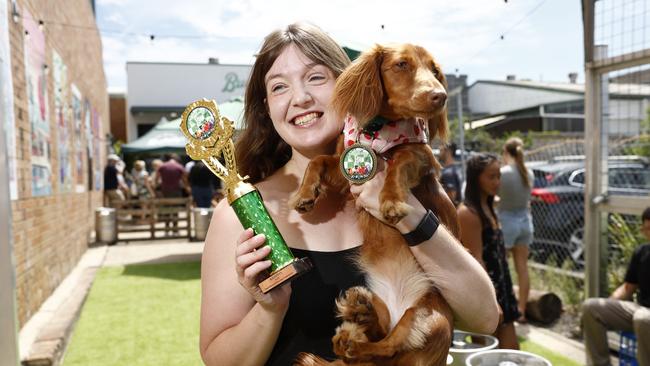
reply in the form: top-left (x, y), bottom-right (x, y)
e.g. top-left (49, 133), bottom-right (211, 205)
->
top-left (498, 137), bottom-right (535, 323)
top-left (131, 160), bottom-right (155, 200)
top-left (157, 153), bottom-right (189, 233)
top-left (458, 153), bottom-right (520, 349)
top-left (185, 160), bottom-right (196, 173)
top-left (198, 22), bottom-right (499, 366)
top-left (189, 161), bottom-right (218, 208)
top-left (157, 153), bottom-right (189, 198)
top-left (439, 142), bottom-right (462, 206)
top-left (103, 154), bottom-right (128, 207)
top-left (116, 159), bottom-right (132, 199)
top-left (582, 207), bottom-right (650, 366)
top-left (149, 158), bottom-right (164, 197)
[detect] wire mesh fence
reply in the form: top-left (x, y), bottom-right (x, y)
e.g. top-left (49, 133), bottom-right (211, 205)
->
top-left (438, 0), bottom-right (650, 308)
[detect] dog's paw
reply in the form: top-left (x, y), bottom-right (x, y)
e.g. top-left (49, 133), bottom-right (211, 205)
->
top-left (380, 200), bottom-right (411, 225)
top-left (336, 286), bottom-right (377, 325)
top-left (332, 321), bottom-right (367, 360)
top-left (289, 186), bottom-right (321, 213)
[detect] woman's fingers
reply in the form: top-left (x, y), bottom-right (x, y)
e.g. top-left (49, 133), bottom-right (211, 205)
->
top-left (235, 231), bottom-right (266, 257)
top-left (243, 259), bottom-right (272, 280)
top-left (236, 245), bottom-right (271, 269)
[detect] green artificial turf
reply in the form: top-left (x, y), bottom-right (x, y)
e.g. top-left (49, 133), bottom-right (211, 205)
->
top-left (62, 260), bottom-right (580, 365)
top-left (520, 337), bottom-right (582, 366)
top-left (62, 261), bottom-right (202, 366)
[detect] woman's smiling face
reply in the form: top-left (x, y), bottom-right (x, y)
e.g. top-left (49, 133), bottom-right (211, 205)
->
top-left (264, 44), bottom-right (341, 157)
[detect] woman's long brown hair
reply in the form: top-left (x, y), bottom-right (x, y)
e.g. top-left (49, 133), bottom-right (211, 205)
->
top-left (503, 137), bottom-right (530, 188)
top-left (235, 22), bottom-right (350, 183)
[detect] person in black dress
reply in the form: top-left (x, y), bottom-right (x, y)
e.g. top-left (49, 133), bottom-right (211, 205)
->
top-left (199, 23), bottom-right (500, 366)
top-left (457, 153), bottom-right (520, 349)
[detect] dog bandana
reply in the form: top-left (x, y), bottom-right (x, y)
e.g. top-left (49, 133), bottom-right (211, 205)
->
top-left (343, 115), bottom-right (429, 155)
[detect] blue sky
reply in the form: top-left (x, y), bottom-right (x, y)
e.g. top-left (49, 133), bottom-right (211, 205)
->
top-left (96, 0), bottom-right (584, 90)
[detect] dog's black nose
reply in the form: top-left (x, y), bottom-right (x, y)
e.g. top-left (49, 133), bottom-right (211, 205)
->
top-left (430, 92), bottom-right (447, 107)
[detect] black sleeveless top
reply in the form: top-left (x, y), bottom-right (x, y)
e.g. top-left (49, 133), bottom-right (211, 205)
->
top-left (481, 226), bottom-right (520, 324)
top-left (266, 246), bottom-right (365, 365)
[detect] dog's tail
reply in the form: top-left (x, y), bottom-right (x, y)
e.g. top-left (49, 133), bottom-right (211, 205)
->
top-left (294, 353), bottom-right (347, 366)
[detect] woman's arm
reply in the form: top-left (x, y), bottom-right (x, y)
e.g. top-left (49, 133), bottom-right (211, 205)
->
top-left (199, 199), bottom-right (291, 366)
top-left (350, 173), bottom-right (499, 334)
top-left (456, 205), bottom-right (485, 268)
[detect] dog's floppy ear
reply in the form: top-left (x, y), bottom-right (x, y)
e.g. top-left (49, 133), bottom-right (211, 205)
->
top-left (332, 44), bottom-right (385, 124)
top-left (428, 68), bottom-right (448, 142)
top-left (428, 108), bottom-right (449, 143)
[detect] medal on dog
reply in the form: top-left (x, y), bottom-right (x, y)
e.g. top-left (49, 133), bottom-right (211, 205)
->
top-left (340, 143), bottom-right (378, 184)
top-left (181, 99), bottom-right (312, 293)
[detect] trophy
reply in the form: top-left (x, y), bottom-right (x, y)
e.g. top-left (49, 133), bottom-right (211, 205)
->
top-left (180, 99), bottom-right (312, 293)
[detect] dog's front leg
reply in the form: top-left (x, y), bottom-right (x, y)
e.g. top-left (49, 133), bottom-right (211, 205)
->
top-left (379, 145), bottom-right (435, 224)
top-left (290, 154), bottom-right (344, 213)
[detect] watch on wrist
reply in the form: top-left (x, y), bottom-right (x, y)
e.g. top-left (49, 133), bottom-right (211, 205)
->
top-left (402, 210), bottom-right (440, 246)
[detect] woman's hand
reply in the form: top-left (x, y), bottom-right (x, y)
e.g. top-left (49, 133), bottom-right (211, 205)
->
top-left (349, 166), bottom-right (426, 233)
top-left (235, 228), bottom-right (292, 313)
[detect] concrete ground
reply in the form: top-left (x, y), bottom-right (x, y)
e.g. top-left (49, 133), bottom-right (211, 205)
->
top-left (18, 238), bottom-right (592, 365)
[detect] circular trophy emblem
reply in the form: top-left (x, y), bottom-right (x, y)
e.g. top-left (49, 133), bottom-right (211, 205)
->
top-left (187, 107), bottom-right (216, 140)
top-left (340, 144), bottom-right (378, 184)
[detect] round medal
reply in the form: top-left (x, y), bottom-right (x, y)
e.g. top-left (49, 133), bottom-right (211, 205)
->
top-left (340, 143), bottom-right (378, 184)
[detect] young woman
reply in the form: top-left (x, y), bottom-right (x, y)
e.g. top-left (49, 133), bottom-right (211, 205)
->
top-left (498, 137), bottom-right (534, 323)
top-left (457, 153), bottom-right (520, 349)
top-left (199, 22), bottom-right (499, 366)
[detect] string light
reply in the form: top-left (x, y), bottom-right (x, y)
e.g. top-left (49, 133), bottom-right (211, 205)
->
top-left (11, 0), bottom-right (20, 23)
top-left (13, 13), bottom-right (260, 43)
top-left (461, 0), bottom-right (547, 67)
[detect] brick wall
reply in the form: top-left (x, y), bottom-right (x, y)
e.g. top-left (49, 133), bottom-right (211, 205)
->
top-left (109, 94), bottom-right (127, 142)
top-left (8, 0), bottom-right (108, 327)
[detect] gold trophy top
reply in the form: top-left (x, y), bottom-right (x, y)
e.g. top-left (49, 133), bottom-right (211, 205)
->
top-left (180, 99), bottom-right (254, 203)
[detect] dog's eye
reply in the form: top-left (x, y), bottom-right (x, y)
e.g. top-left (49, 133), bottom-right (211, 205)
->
top-left (396, 61), bottom-right (408, 69)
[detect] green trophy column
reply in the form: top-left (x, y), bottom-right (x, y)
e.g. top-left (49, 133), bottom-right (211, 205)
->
top-left (231, 190), bottom-right (295, 272)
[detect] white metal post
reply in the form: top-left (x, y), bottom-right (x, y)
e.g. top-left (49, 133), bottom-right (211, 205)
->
top-left (0, 11), bottom-right (20, 366)
top-left (0, 0), bottom-right (19, 363)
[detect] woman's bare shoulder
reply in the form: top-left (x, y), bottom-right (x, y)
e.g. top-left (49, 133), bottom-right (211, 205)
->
top-left (457, 204), bottom-right (480, 224)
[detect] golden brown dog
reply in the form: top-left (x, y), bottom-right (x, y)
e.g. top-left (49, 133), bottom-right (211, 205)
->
top-left (292, 44), bottom-right (460, 366)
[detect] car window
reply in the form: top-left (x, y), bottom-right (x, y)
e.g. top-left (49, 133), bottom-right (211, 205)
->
top-left (569, 170), bottom-right (585, 186)
top-left (608, 166), bottom-right (650, 190)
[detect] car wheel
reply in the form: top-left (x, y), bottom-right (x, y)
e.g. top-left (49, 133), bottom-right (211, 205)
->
top-left (568, 227), bottom-right (584, 268)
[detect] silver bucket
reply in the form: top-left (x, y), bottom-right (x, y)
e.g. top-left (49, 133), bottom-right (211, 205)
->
top-left (95, 207), bottom-right (117, 244)
top-left (448, 330), bottom-right (499, 366)
top-left (466, 349), bottom-right (552, 366)
top-left (193, 207), bottom-right (213, 241)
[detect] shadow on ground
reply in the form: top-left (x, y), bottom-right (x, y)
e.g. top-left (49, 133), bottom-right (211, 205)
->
top-left (120, 260), bottom-right (201, 281)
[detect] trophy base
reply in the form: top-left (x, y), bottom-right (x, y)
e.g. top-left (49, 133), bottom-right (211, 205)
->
top-left (259, 257), bottom-right (313, 293)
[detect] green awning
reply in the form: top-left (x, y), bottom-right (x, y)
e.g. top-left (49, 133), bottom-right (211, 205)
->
top-left (122, 98), bottom-right (245, 154)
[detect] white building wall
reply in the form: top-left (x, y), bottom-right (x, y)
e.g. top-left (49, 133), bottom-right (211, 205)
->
top-left (607, 98), bottom-right (649, 136)
top-left (468, 82), bottom-right (582, 116)
top-left (126, 62), bottom-right (252, 141)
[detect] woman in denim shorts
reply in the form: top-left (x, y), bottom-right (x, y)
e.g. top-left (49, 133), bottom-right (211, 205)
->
top-left (498, 137), bottom-right (534, 323)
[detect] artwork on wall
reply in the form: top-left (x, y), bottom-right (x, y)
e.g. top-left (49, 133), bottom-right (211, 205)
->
top-left (71, 84), bottom-right (85, 193)
top-left (23, 10), bottom-right (51, 197)
top-left (84, 99), bottom-right (93, 190)
top-left (0, 1), bottom-right (17, 199)
top-left (53, 50), bottom-right (72, 193)
top-left (92, 108), bottom-right (102, 191)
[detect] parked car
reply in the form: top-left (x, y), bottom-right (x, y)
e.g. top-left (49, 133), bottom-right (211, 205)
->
top-left (527, 155), bottom-right (650, 267)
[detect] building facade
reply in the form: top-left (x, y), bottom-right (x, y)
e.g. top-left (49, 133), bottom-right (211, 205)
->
top-left (126, 61), bottom-right (252, 141)
top-left (2, 0), bottom-right (109, 328)
top-left (467, 79), bottom-right (650, 137)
